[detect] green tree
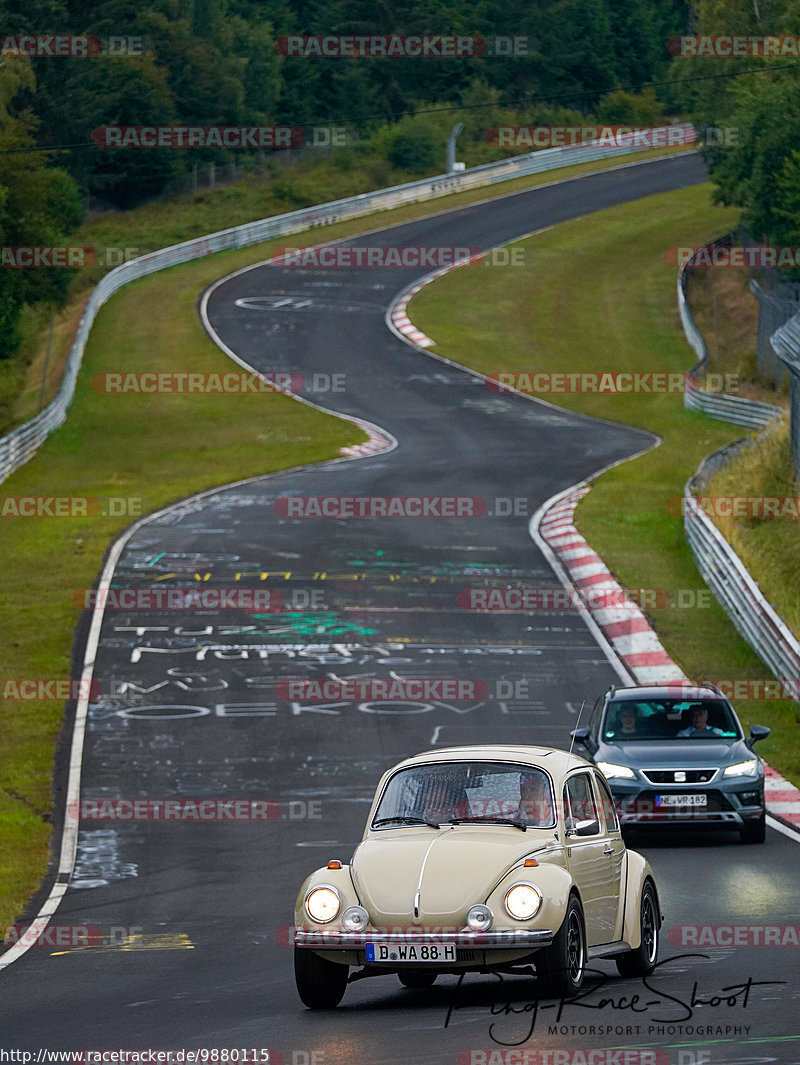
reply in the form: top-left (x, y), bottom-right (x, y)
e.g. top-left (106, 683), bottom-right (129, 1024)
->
top-left (0, 58), bottom-right (82, 358)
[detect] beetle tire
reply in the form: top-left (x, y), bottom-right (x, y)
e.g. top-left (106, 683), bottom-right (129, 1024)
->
top-left (536, 893), bottom-right (586, 997)
top-left (615, 880), bottom-right (659, 978)
top-left (294, 947), bottom-right (349, 1008)
top-left (398, 971), bottom-right (437, 988)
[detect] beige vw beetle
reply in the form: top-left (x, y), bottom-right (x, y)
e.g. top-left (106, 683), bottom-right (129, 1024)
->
top-left (294, 744), bottom-right (662, 1008)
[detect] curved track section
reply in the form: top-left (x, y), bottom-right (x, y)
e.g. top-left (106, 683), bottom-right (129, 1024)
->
top-left (3, 155), bottom-right (800, 1064)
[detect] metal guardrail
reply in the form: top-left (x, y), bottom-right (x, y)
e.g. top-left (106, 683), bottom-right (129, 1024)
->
top-left (681, 242), bottom-right (799, 698)
top-left (0, 126), bottom-right (695, 486)
top-left (770, 311), bottom-right (800, 478)
top-left (684, 451), bottom-right (800, 687)
top-left (678, 233), bottom-right (782, 429)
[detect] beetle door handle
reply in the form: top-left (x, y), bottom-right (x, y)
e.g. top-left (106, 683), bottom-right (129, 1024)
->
top-left (603, 844), bottom-right (614, 855)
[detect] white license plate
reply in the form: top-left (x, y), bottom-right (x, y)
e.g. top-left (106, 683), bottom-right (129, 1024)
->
top-left (655, 793), bottom-right (707, 807)
top-left (366, 942), bottom-right (457, 963)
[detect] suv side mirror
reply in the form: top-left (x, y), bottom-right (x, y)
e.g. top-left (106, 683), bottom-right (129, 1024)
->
top-left (748, 724), bottom-right (770, 748)
top-left (570, 727), bottom-right (595, 753)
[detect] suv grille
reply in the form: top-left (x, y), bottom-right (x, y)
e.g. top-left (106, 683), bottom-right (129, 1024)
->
top-left (642, 768), bottom-right (717, 785)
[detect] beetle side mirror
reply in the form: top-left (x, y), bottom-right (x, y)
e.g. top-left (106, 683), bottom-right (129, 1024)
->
top-left (572, 819), bottom-right (600, 837)
top-left (747, 724), bottom-right (770, 749)
top-left (570, 727), bottom-right (595, 753)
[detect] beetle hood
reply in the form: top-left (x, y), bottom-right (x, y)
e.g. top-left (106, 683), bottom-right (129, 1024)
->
top-left (351, 827), bottom-right (555, 925)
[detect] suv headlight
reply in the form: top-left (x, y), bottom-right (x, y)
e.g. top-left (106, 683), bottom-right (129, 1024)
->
top-left (723, 759), bottom-right (758, 779)
top-left (305, 885), bottom-right (341, 924)
top-left (596, 761), bottom-right (636, 780)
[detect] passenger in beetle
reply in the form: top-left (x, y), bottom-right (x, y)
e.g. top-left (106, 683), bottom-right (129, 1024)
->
top-left (678, 703), bottom-right (724, 737)
top-left (422, 777), bottom-right (458, 823)
top-left (518, 773), bottom-right (554, 826)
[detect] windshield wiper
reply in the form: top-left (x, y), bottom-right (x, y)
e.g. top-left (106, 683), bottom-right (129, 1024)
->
top-left (448, 816), bottom-right (527, 831)
top-left (372, 815), bottom-right (439, 829)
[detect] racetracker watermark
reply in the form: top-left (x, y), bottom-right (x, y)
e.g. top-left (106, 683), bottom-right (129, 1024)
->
top-left (1, 246), bottom-right (96, 268)
top-left (664, 678), bottom-right (800, 700)
top-left (3, 679), bottom-right (100, 701)
top-left (70, 798), bottom-right (321, 821)
top-left (486, 126), bottom-right (695, 149)
top-left (274, 35), bottom-right (532, 57)
top-left (0, 35), bottom-right (151, 56)
top-left (91, 372), bottom-right (310, 394)
top-left (71, 588), bottom-right (290, 611)
top-left (670, 495), bottom-right (800, 518)
top-left (91, 126), bottom-right (306, 148)
top-left (68, 798), bottom-right (287, 821)
top-left (668, 925), bottom-right (800, 946)
top-left (667, 245), bottom-right (800, 268)
top-left (4, 925), bottom-right (107, 948)
top-left (486, 372), bottom-right (692, 395)
top-left (668, 34), bottom-right (800, 56)
top-left (1, 496), bottom-right (142, 517)
top-left (457, 588), bottom-right (716, 611)
top-left (456, 1053), bottom-right (667, 1065)
top-left (275, 678), bottom-right (488, 701)
top-left (273, 245), bottom-right (523, 268)
top-left (275, 496), bottom-right (486, 518)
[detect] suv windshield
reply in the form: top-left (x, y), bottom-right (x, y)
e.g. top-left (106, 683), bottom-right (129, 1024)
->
top-left (603, 699), bottom-right (740, 741)
top-left (372, 761), bottom-right (556, 829)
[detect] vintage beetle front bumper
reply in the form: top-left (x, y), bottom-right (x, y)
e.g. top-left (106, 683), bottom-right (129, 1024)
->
top-left (295, 928), bottom-right (553, 949)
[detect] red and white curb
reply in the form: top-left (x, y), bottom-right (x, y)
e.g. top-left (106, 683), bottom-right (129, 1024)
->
top-left (539, 488), bottom-right (686, 685)
top-left (339, 417), bottom-right (396, 458)
top-left (389, 252), bottom-right (487, 349)
top-left (764, 766), bottom-right (800, 829)
top-left (391, 282), bottom-right (436, 348)
top-left (538, 487), bottom-right (800, 832)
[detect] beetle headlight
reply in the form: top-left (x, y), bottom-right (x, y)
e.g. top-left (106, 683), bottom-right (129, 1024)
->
top-left (723, 759), bottom-right (758, 778)
top-left (504, 883), bottom-right (542, 921)
top-left (466, 904), bottom-right (494, 931)
top-left (305, 885), bottom-right (340, 924)
top-left (342, 905), bottom-right (369, 932)
top-left (596, 761), bottom-right (636, 780)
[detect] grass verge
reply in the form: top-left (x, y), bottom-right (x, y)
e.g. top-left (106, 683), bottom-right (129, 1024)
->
top-left (704, 418), bottom-right (800, 635)
top-left (687, 266), bottom-right (789, 408)
top-left (411, 182), bottom-right (800, 785)
top-left (0, 144), bottom-right (692, 936)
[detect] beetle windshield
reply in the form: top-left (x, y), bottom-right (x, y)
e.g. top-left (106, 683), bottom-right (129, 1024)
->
top-left (603, 699), bottom-right (741, 741)
top-left (371, 761), bottom-right (556, 829)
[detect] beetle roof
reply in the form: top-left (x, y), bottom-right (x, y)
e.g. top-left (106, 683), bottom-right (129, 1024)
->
top-left (387, 744), bottom-right (593, 783)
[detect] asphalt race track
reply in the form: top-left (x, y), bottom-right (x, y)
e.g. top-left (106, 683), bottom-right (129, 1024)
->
top-left (2, 154), bottom-right (799, 1063)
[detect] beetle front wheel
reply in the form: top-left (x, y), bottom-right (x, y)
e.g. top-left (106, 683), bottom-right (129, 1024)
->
top-left (536, 893), bottom-right (586, 997)
top-left (294, 947), bottom-right (349, 1009)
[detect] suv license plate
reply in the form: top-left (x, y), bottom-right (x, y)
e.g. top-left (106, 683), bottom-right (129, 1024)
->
top-left (655, 793), bottom-right (707, 807)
